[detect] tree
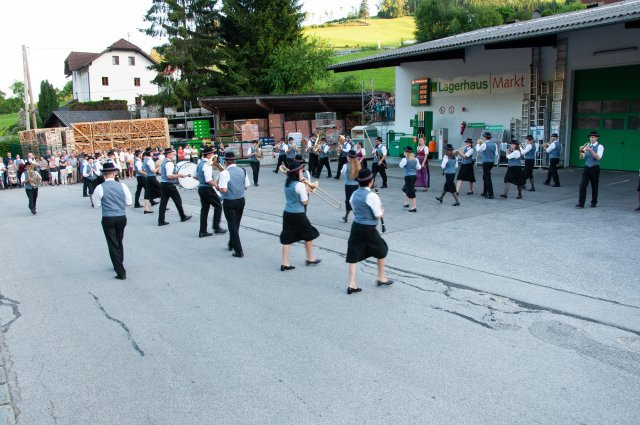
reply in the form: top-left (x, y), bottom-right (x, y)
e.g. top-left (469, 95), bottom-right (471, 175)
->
top-left (142, 0), bottom-right (223, 101)
top-left (415, 0), bottom-right (501, 43)
top-left (38, 80), bottom-right (58, 124)
top-left (358, 0), bottom-right (370, 19)
top-left (377, 0), bottom-right (405, 19)
top-left (218, 0), bottom-right (305, 94)
top-left (58, 81), bottom-right (73, 103)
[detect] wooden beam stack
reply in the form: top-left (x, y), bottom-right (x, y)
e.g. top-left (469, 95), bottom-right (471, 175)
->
top-left (71, 118), bottom-right (170, 153)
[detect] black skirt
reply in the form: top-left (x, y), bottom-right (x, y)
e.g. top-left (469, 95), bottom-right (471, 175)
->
top-left (280, 211), bottom-right (319, 245)
top-left (145, 177), bottom-right (161, 200)
top-left (402, 175), bottom-right (417, 198)
top-left (345, 184), bottom-right (358, 212)
top-left (346, 222), bottom-right (388, 263)
top-left (523, 159), bottom-right (535, 179)
top-left (504, 166), bottom-right (524, 186)
top-left (443, 173), bottom-right (456, 193)
top-left (456, 163), bottom-right (476, 182)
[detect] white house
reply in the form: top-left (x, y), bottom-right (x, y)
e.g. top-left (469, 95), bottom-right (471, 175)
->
top-left (64, 39), bottom-right (159, 107)
top-left (329, 1), bottom-right (640, 171)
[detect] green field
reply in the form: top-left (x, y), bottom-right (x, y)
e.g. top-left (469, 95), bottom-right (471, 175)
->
top-left (305, 16), bottom-right (416, 48)
top-left (0, 113), bottom-right (18, 134)
top-left (332, 51), bottom-right (395, 93)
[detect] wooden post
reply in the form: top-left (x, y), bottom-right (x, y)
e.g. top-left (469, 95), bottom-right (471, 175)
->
top-left (22, 45), bottom-right (31, 130)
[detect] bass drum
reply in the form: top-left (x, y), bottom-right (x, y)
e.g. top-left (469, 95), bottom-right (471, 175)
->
top-left (176, 160), bottom-right (199, 190)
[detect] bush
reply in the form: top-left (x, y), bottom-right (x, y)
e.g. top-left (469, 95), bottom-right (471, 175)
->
top-left (67, 100), bottom-right (128, 111)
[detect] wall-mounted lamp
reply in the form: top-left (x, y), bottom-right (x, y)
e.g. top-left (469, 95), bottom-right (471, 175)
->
top-left (593, 46), bottom-right (638, 56)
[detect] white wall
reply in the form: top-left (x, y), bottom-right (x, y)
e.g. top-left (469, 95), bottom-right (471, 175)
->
top-left (394, 46), bottom-right (530, 147)
top-left (85, 50), bottom-right (158, 105)
top-left (72, 69), bottom-right (90, 102)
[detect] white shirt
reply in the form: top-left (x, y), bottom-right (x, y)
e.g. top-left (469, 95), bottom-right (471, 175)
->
top-left (135, 159), bottom-right (144, 173)
top-left (586, 143), bottom-right (604, 160)
top-left (546, 140), bottom-right (560, 154)
top-left (349, 187), bottom-right (383, 218)
top-left (164, 161), bottom-right (175, 176)
top-left (83, 162), bottom-right (94, 178)
top-left (322, 145), bottom-right (330, 154)
top-left (203, 162), bottom-right (214, 183)
top-left (144, 158), bottom-right (156, 173)
top-left (119, 152), bottom-right (126, 162)
top-left (92, 178), bottom-right (133, 208)
top-left (441, 156), bottom-right (458, 170)
top-left (93, 161), bottom-right (102, 176)
top-left (375, 145), bottom-right (388, 157)
top-left (399, 158), bottom-right (422, 170)
top-left (218, 164), bottom-right (251, 190)
top-left (506, 150), bottom-right (522, 160)
top-left (461, 147), bottom-right (474, 158)
top-left (294, 181), bottom-right (308, 203)
top-left (357, 147), bottom-right (366, 156)
top-left (521, 144), bottom-right (534, 156)
top-left (476, 142), bottom-right (487, 153)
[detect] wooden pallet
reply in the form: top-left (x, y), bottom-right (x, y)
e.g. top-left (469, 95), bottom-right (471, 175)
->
top-left (71, 118), bottom-right (170, 153)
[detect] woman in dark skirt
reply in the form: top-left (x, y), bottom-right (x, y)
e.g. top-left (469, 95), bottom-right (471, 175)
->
top-left (521, 135), bottom-right (537, 191)
top-left (346, 168), bottom-right (393, 294)
top-left (455, 138), bottom-right (476, 195)
top-left (436, 144), bottom-right (460, 206)
top-left (415, 137), bottom-right (430, 191)
top-left (280, 160), bottom-right (321, 271)
top-left (501, 140), bottom-right (524, 199)
top-left (341, 150), bottom-right (361, 223)
top-left (400, 146), bottom-right (421, 212)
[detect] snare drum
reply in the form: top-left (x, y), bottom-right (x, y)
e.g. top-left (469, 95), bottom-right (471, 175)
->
top-left (176, 160), bottom-right (198, 189)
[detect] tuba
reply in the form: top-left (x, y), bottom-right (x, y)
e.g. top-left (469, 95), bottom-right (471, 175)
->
top-left (27, 167), bottom-right (40, 187)
top-left (255, 141), bottom-right (264, 160)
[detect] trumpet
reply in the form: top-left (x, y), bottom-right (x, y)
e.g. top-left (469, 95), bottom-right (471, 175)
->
top-left (579, 142), bottom-right (590, 153)
top-left (476, 139), bottom-right (484, 146)
top-left (210, 155), bottom-right (226, 172)
top-left (278, 165), bottom-right (342, 209)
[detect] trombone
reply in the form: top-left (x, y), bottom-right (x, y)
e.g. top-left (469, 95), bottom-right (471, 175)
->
top-left (279, 165), bottom-right (342, 209)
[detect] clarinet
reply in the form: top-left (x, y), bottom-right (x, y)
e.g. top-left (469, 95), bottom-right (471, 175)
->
top-left (373, 185), bottom-right (386, 233)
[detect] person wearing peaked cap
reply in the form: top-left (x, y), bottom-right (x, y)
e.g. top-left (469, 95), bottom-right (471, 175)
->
top-left (274, 137), bottom-right (288, 173)
top-left (133, 149), bottom-right (147, 208)
top-left (82, 156), bottom-right (98, 202)
top-left (91, 160), bottom-right (132, 280)
top-left (500, 140), bottom-right (525, 200)
top-left (315, 137), bottom-right (332, 178)
top-left (196, 146), bottom-right (226, 238)
top-left (294, 154), bottom-right (311, 182)
top-left (576, 131), bottom-right (605, 208)
top-left (345, 168), bottom-right (393, 295)
top-left (20, 163), bottom-right (41, 215)
top-left (435, 144), bottom-right (460, 206)
top-left (279, 160), bottom-right (321, 271)
top-left (218, 150), bottom-right (251, 257)
top-left (372, 137), bottom-right (388, 188)
top-left (93, 152), bottom-right (104, 185)
top-left (248, 140), bottom-right (261, 187)
top-left (341, 150), bottom-right (362, 223)
top-left (143, 149), bottom-right (161, 213)
top-left (285, 136), bottom-right (297, 167)
top-left (307, 133), bottom-right (319, 177)
top-left (521, 135), bottom-right (538, 191)
top-left (399, 145), bottom-right (422, 212)
top-left (157, 148), bottom-right (192, 226)
top-left (104, 149), bottom-right (122, 181)
top-left (455, 137), bottom-right (476, 195)
top-left (544, 133), bottom-right (562, 187)
top-left (476, 130), bottom-right (496, 199)
top-left (334, 134), bottom-right (352, 180)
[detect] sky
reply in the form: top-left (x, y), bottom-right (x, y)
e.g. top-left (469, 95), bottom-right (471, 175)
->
top-left (0, 0), bottom-right (379, 101)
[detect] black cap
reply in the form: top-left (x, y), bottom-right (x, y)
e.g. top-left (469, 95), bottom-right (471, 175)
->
top-left (294, 154), bottom-right (306, 163)
top-left (510, 140), bottom-right (519, 145)
top-left (589, 131), bottom-right (599, 137)
top-left (526, 135), bottom-right (534, 140)
top-left (134, 149), bottom-right (142, 155)
top-left (482, 131), bottom-right (492, 138)
top-left (287, 160), bottom-right (305, 174)
top-left (164, 148), bottom-right (174, 155)
top-left (288, 136), bottom-right (294, 141)
top-left (224, 151), bottom-right (236, 161)
top-left (348, 150), bottom-right (357, 158)
top-left (404, 146), bottom-right (414, 153)
top-left (107, 150), bottom-right (115, 156)
top-left (464, 138), bottom-right (473, 143)
top-left (143, 151), bottom-right (151, 157)
top-left (202, 146), bottom-right (214, 155)
top-left (444, 144), bottom-right (454, 151)
top-left (357, 168), bottom-right (374, 182)
top-left (551, 133), bottom-right (558, 137)
top-left (102, 162), bottom-right (118, 172)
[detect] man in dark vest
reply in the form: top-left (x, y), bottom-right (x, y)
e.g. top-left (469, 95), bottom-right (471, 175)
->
top-left (132, 149), bottom-right (146, 208)
top-left (334, 135), bottom-right (352, 180)
top-left (576, 131), bottom-right (605, 208)
top-left (91, 162), bottom-right (132, 280)
top-left (476, 131), bottom-right (496, 199)
top-left (218, 151), bottom-right (250, 257)
top-left (544, 133), bottom-right (562, 187)
top-left (158, 148), bottom-right (192, 226)
top-left (196, 147), bottom-right (227, 237)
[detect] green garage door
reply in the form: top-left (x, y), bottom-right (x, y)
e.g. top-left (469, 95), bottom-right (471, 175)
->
top-left (571, 65), bottom-right (640, 171)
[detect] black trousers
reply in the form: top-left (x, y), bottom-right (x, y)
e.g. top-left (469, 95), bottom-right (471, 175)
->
top-left (308, 153), bottom-right (319, 177)
top-left (249, 161), bottom-right (260, 185)
top-left (223, 198), bottom-right (245, 255)
top-left (275, 155), bottom-right (287, 172)
top-left (134, 176), bottom-right (146, 206)
top-left (523, 159), bottom-right (535, 180)
top-left (316, 157), bottom-right (331, 178)
top-left (198, 186), bottom-right (223, 233)
top-left (25, 187), bottom-right (38, 212)
top-left (335, 156), bottom-right (347, 178)
top-left (101, 215), bottom-right (127, 278)
top-left (482, 162), bottom-right (494, 196)
top-left (159, 182), bottom-right (187, 223)
top-left (372, 160), bottom-right (387, 186)
top-left (85, 178), bottom-right (97, 195)
top-left (546, 158), bottom-right (560, 185)
top-left (578, 165), bottom-right (600, 206)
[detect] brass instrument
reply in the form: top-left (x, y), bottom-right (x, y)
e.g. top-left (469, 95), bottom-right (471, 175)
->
top-left (278, 165), bottom-right (342, 209)
top-left (27, 167), bottom-right (41, 187)
top-left (579, 142), bottom-right (590, 153)
top-left (476, 139), bottom-right (484, 146)
top-left (312, 142), bottom-right (322, 155)
top-left (255, 142), bottom-right (263, 160)
top-left (211, 155), bottom-right (226, 172)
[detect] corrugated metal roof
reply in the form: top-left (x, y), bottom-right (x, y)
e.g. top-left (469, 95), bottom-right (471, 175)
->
top-left (328, 0), bottom-right (640, 72)
top-left (44, 111), bottom-right (132, 128)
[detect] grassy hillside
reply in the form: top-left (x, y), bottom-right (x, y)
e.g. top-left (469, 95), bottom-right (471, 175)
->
top-left (305, 16), bottom-right (416, 48)
top-left (332, 51), bottom-right (395, 93)
top-left (0, 113), bottom-right (18, 134)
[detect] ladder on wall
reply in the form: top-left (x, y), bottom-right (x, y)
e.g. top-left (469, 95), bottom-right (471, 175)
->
top-left (550, 39), bottom-right (568, 166)
top-left (520, 47), bottom-right (549, 168)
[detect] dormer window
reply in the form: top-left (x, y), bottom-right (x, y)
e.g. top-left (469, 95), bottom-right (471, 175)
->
top-left (112, 56), bottom-right (119, 65)
top-left (128, 56), bottom-right (135, 66)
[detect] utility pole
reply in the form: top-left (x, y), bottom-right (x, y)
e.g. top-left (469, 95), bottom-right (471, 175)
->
top-left (24, 46), bottom-right (38, 129)
top-left (22, 45), bottom-right (31, 130)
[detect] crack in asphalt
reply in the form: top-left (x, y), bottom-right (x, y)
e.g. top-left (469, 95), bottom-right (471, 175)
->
top-left (0, 293), bottom-right (21, 333)
top-left (89, 292), bottom-right (145, 357)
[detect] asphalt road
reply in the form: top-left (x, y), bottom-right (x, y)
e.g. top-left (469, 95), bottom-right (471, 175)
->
top-left (0, 163), bottom-right (638, 424)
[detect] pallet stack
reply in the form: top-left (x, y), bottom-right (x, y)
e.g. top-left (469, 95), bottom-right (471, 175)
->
top-left (71, 118), bottom-right (169, 153)
top-left (18, 128), bottom-right (75, 156)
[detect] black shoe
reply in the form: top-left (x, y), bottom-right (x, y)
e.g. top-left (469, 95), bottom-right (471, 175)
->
top-left (254, 183), bottom-right (259, 187)
top-left (326, 175), bottom-right (332, 178)
top-left (115, 275), bottom-right (126, 280)
top-left (467, 191), bottom-right (474, 195)
top-left (377, 279), bottom-right (394, 286)
top-left (199, 232), bottom-right (213, 238)
top-left (543, 182), bottom-right (550, 186)
top-left (158, 221), bottom-right (170, 226)
top-left (134, 204), bottom-right (143, 208)
top-left (590, 203), bottom-right (597, 208)
top-left (333, 177), bottom-right (340, 180)
top-left (144, 210), bottom-right (154, 214)
top-left (347, 287), bottom-right (362, 295)
top-left (435, 196), bottom-right (443, 203)
top-left (408, 208), bottom-right (417, 212)
top-left (381, 185), bottom-right (388, 188)
top-left (232, 252), bottom-right (244, 258)
top-left (281, 264), bottom-right (295, 271)
top-left (403, 204), bottom-right (409, 208)
top-left (516, 194), bottom-right (522, 199)
top-left (214, 228), bottom-right (227, 234)
top-left (306, 259), bottom-right (321, 266)
top-left (575, 204), bottom-right (584, 209)
top-left (452, 202), bottom-right (460, 206)
top-left (151, 201), bottom-right (159, 206)
top-left (634, 206), bottom-right (640, 211)
top-left (528, 188), bottom-right (535, 192)
top-left (500, 194), bottom-right (507, 199)
top-left (552, 184), bottom-right (561, 187)
top-left (31, 209), bottom-right (37, 215)
top-left (83, 194), bottom-right (88, 197)
top-left (486, 195), bottom-right (494, 199)
top-left (342, 215), bottom-right (348, 223)
top-left (181, 215), bottom-right (192, 222)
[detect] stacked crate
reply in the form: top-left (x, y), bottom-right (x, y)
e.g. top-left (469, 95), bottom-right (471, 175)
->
top-left (269, 114), bottom-right (284, 141)
top-left (192, 119), bottom-right (211, 139)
